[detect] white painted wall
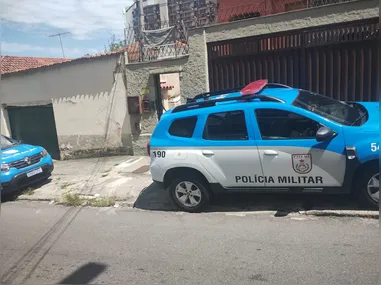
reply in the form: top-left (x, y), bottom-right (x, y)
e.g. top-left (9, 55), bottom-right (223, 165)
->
top-left (0, 54), bottom-right (132, 159)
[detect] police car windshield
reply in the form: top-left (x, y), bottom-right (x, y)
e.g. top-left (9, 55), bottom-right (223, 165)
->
top-left (292, 90), bottom-right (361, 126)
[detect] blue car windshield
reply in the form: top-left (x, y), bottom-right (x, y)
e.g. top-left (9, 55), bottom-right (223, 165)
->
top-left (292, 90), bottom-right (362, 126)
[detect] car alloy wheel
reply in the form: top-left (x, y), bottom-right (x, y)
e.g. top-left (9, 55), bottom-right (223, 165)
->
top-left (366, 173), bottom-right (379, 203)
top-left (174, 181), bottom-right (202, 207)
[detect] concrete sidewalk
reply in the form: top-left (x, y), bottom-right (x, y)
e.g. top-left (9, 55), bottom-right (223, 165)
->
top-left (17, 155), bottom-right (153, 205)
top-left (14, 155), bottom-right (379, 219)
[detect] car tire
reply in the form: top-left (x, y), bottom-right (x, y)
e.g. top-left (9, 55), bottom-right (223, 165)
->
top-left (168, 173), bottom-right (210, 213)
top-left (354, 163), bottom-right (379, 210)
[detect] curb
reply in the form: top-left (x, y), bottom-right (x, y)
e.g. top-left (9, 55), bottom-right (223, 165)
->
top-left (16, 197), bottom-right (53, 202)
top-left (12, 198), bottom-right (380, 219)
top-left (16, 196), bottom-right (136, 208)
top-left (301, 210), bottom-right (379, 219)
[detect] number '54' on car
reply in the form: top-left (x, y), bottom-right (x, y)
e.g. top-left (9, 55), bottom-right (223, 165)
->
top-left (148, 80), bottom-right (379, 213)
top-left (1, 135), bottom-right (54, 197)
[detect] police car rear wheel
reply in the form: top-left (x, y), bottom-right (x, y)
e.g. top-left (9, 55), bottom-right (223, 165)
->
top-left (169, 176), bottom-right (210, 212)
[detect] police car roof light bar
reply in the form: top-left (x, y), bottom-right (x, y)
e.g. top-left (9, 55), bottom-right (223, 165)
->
top-left (240, 79), bottom-right (269, 95)
top-left (172, 93), bottom-right (284, 114)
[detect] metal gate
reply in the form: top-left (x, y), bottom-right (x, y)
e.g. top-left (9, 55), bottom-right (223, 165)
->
top-left (207, 18), bottom-right (379, 101)
top-left (7, 104), bottom-right (61, 160)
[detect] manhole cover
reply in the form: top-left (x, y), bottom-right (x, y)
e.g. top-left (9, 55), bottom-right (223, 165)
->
top-left (132, 165), bottom-right (150, 174)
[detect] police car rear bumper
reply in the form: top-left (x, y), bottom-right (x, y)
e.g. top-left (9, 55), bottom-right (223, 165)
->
top-left (1, 163), bottom-right (54, 195)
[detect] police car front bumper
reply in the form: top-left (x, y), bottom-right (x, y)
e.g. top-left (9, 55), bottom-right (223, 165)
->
top-left (1, 163), bottom-right (54, 195)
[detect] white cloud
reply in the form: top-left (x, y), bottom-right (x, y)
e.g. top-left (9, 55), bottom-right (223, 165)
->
top-left (1, 42), bottom-right (99, 58)
top-left (0, 0), bottom-right (133, 40)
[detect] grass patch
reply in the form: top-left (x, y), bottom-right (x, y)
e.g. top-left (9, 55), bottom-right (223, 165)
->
top-left (22, 187), bottom-right (35, 196)
top-left (55, 192), bottom-right (116, 207)
top-left (88, 197), bottom-right (116, 207)
top-left (59, 192), bottom-right (85, 206)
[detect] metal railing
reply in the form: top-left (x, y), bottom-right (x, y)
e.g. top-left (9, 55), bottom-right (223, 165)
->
top-left (217, 0), bottom-right (356, 23)
top-left (124, 20), bottom-right (189, 63)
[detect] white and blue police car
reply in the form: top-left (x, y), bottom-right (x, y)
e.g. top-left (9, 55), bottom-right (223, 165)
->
top-left (148, 80), bottom-right (379, 212)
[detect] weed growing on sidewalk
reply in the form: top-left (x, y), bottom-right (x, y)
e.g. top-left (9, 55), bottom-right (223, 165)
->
top-left (60, 192), bottom-right (84, 206)
top-left (88, 197), bottom-right (116, 207)
top-left (22, 187), bottom-right (35, 196)
top-left (55, 191), bottom-right (116, 207)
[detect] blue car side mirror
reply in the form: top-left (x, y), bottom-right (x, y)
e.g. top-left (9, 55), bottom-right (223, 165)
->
top-left (316, 126), bottom-right (336, 142)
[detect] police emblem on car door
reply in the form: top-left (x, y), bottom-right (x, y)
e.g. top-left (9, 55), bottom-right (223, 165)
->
top-left (292, 154), bottom-right (312, 174)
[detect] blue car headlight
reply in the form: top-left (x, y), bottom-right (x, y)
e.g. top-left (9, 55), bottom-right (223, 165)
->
top-left (1, 163), bottom-right (10, 172)
top-left (40, 149), bottom-right (49, 157)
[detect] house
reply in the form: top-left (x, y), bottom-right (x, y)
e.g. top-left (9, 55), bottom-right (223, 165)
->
top-left (0, 51), bottom-right (133, 160)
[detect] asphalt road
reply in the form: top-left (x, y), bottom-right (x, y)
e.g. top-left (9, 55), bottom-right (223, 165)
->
top-left (0, 201), bottom-right (379, 284)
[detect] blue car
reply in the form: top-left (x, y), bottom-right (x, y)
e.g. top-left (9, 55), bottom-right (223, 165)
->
top-left (149, 80), bottom-right (379, 212)
top-left (1, 135), bottom-right (54, 196)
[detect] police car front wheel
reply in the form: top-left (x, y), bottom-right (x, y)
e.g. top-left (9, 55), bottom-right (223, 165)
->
top-left (169, 176), bottom-right (210, 212)
top-left (355, 163), bottom-right (379, 209)
top-left (366, 173), bottom-right (379, 204)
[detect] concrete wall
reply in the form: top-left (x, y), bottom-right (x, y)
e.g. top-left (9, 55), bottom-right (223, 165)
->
top-left (1, 54), bottom-right (132, 159)
top-left (125, 0), bottom-right (379, 155)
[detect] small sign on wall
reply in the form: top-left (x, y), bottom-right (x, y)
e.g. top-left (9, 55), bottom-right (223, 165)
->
top-left (141, 88), bottom-right (149, 96)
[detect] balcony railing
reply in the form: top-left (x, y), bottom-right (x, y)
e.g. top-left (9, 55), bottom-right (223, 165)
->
top-left (216, 0), bottom-right (356, 23)
top-left (125, 21), bottom-right (189, 64)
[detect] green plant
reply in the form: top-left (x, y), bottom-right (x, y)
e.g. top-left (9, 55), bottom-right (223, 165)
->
top-left (22, 187), bottom-right (35, 196)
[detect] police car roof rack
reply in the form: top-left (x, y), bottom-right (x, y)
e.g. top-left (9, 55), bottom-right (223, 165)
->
top-left (172, 93), bottom-right (284, 114)
top-left (186, 82), bottom-right (292, 103)
top-left (189, 86), bottom-right (244, 102)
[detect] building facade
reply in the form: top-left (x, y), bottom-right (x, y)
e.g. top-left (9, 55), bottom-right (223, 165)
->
top-left (124, 0), bottom-right (379, 155)
top-left (1, 52), bottom-right (132, 160)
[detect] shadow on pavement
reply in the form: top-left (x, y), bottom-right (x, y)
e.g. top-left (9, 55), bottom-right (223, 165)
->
top-left (58, 262), bottom-right (107, 284)
top-left (134, 183), bottom-right (363, 215)
top-left (0, 178), bottom-right (53, 203)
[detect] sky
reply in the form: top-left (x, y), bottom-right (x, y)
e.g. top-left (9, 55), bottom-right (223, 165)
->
top-left (0, 0), bottom-right (134, 59)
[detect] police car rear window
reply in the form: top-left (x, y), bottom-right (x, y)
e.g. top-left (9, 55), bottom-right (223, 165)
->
top-left (203, 110), bottom-right (248, 140)
top-left (169, 116), bottom-right (198, 138)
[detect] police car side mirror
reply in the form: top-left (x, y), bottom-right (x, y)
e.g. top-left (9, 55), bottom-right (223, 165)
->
top-left (316, 126), bottom-right (336, 142)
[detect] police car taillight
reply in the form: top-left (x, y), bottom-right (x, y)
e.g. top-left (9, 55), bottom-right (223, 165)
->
top-left (147, 142), bottom-right (151, 156)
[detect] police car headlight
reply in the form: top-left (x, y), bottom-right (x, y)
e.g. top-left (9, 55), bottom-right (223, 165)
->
top-left (40, 149), bottom-right (48, 157)
top-left (1, 163), bottom-right (10, 172)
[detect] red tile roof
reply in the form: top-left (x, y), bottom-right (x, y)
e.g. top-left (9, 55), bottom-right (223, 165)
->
top-left (1, 49), bottom-right (126, 75)
top-left (161, 83), bottom-right (174, 89)
top-left (1, 56), bottom-right (72, 74)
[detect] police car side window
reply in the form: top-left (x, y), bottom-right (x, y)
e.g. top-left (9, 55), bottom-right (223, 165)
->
top-left (169, 116), bottom-right (198, 138)
top-left (203, 110), bottom-right (248, 140)
top-left (255, 109), bottom-right (320, 140)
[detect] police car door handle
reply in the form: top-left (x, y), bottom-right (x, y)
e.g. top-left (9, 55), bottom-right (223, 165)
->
top-left (264, 150), bottom-right (278, 155)
top-left (202, 150), bottom-right (214, 156)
